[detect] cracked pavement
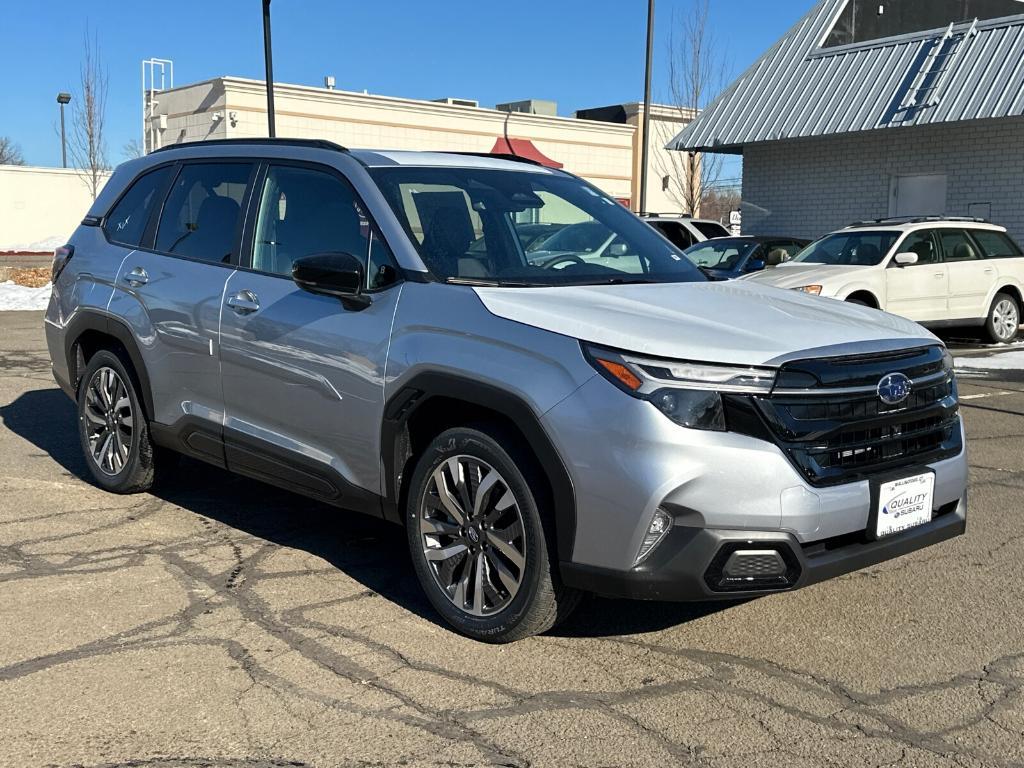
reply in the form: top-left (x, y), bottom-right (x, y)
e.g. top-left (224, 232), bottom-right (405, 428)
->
top-left (1, 310), bottom-right (1023, 768)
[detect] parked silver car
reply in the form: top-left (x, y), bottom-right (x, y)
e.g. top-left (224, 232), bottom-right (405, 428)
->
top-left (45, 140), bottom-right (967, 641)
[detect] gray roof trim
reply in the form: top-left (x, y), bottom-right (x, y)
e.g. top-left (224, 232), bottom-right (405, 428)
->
top-left (668, 0), bottom-right (1024, 153)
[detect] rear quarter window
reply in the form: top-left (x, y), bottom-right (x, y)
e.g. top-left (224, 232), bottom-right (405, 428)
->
top-left (102, 165), bottom-right (174, 247)
top-left (972, 230), bottom-right (1023, 259)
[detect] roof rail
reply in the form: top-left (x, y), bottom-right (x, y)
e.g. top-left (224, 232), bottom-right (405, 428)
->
top-left (449, 151), bottom-right (545, 167)
top-left (151, 138), bottom-right (349, 154)
top-left (639, 212), bottom-right (693, 219)
top-left (848, 215), bottom-right (989, 227)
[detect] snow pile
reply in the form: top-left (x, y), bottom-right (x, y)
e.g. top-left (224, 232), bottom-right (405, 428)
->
top-left (0, 236), bottom-right (65, 253)
top-left (955, 350), bottom-right (1024, 371)
top-left (0, 281), bottom-right (52, 311)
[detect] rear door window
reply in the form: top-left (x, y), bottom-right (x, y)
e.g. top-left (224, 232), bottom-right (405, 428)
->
top-left (103, 165), bottom-right (174, 247)
top-left (155, 163), bottom-right (253, 264)
top-left (971, 230), bottom-right (1023, 259)
top-left (937, 230), bottom-right (980, 262)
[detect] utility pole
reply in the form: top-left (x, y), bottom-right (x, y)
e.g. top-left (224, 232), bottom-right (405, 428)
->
top-left (57, 92), bottom-right (71, 168)
top-left (263, 0), bottom-right (276, 137)
top-left (639, 0), bottom-right (655, 215)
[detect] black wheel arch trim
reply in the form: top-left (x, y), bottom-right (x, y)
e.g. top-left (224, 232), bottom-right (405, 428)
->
top-left (63, 311), bottom-right (156, 421)
top-left (380, 372), bottom-right (577, 563)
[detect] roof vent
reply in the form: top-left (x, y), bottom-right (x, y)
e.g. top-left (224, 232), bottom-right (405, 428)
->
top-left (496, 99), bottom-right (558, 116)
top-left (432, 97), bottom-right (479, 108)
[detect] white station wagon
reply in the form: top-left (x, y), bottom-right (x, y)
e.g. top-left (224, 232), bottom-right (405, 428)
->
top-left (745, 217), bottom-right (1024, 343)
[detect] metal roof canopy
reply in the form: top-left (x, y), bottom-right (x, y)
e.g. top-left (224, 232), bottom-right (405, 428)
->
top-left (667, 0), bottom-right (1024, 154)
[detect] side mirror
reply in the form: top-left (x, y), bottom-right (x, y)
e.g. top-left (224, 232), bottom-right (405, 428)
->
top-left (608, 242), bottom-right (629, 257)
top-left (292, 252), bottom-right (370, 308)
top-left (893, 252), bottom-right (919, 267)
top-left (746, 258), bottom-right (767, 272)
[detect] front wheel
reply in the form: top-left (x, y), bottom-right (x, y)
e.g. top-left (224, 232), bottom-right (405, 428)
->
top-left (986, 292), bottom-right (1020, 344)
top-left (405, 427), bottom-right (579, 642)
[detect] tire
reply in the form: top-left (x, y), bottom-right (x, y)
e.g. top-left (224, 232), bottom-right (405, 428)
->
top-left (405, 426), bottom-right (580, 642)
top-left (77, 349), bottom-right (157, 494)
top-left (985, 292), bottom-right (1020, 344)
top-left (846, 297), bottom-right (870, 307)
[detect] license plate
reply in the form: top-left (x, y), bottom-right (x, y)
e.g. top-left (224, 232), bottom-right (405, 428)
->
top-left (875, 473), bottom-right (935, 538)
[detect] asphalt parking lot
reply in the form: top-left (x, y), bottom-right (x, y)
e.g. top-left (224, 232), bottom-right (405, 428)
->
top-left (1, 310), bottom-right (1023, 768)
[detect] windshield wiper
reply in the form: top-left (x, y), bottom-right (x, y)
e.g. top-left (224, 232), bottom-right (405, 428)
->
top-left (593, 277), bottom-right (658, 285)
top-left (445, 277), bottom-right (547, 287)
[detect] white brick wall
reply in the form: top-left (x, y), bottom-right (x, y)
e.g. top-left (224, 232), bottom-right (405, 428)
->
top-left (741, 118), bottom-right (1024, 243)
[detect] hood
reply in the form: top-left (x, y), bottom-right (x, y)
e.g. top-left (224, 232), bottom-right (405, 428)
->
top-left (473, 280), bottom-right (937, 367)
top-left (742, 263), bottom-right (870, 290)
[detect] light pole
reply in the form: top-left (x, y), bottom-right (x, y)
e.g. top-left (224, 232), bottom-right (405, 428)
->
top-left (638, 0), bottom-right (655, 215)
top-left (57, 92), bottom-right (71, 168)
top-left (263, 0), bottom-right (276, 137)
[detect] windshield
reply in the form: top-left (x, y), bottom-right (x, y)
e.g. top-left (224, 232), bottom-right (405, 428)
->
top-left (682, 239), bottom-right (758, 270)
top-left (368, 167), bottom-right (705, 287)
top-left (792, 231), bottom-right (899, 266)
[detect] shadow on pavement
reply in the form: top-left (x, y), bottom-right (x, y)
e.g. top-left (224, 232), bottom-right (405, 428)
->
top-left (1, 386), bottom-right (730, 638)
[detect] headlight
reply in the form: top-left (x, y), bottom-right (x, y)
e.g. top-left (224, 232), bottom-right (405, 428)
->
top-left (584, 344), bottom-right (776, 431)
top-left (794, 285), bottom-right (822, 295)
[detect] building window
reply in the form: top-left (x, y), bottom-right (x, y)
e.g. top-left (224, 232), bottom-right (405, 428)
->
top-left (823, 0), bottom-right (1023, 48)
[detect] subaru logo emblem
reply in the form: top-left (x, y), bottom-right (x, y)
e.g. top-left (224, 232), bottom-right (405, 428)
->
top-left (877, 372), bottom-right (911, 405)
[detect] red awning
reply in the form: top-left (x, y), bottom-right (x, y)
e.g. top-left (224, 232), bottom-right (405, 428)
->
top-left (489, 137), bottom-right (563, 168)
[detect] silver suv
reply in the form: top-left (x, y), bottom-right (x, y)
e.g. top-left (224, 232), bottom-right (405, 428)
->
top-left (45, 139), bottom-right (967, 642)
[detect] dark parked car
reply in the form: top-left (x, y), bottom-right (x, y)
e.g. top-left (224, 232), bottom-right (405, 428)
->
top-left (681, 236), bottom-right (809, 280)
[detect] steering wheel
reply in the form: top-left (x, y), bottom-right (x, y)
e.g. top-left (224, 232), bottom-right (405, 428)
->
top-left (542, 255), bottom-right (588, 270)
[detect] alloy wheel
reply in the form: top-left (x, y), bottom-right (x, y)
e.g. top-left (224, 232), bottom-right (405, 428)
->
top-left (993, 299), bottom-right (1019, 341)
top-left (83, 366), bottom-right (134, 476)
top-left (419, 456), bottom-right (527, 617)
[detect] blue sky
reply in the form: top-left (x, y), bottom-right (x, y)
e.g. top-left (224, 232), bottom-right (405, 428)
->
top-left (1, 1), bottom-right (809, 168)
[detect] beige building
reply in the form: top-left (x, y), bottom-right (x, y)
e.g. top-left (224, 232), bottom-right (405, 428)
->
top-left (144, 76), bottom-right (694, 214)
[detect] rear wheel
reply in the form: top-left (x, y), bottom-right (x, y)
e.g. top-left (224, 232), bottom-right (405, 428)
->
top-left (405, 426), bottom-right (579, 642)
top-left (986, 292), bottom-right (1020, 344)
top-left (77, 349), bottom-right (156, 493)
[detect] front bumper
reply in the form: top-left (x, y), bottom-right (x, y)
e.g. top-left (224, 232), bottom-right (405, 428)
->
top-left (560, 494), bottom-right (966, 601)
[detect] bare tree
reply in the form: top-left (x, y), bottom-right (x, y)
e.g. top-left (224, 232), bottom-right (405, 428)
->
top-left (122, 138), bottom-right (145, 160)
top-left (0, 137), bottom-right (25, 165)
top-left (68, 27), bottom-right (110, 199)
top-left (699, 187), bottom-right (741, 224)
top-left (661, 0), bottom-right (729, 216)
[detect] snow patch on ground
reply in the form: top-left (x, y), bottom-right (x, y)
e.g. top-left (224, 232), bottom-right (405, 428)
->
top-left (955, 350), bottom-right (1024, 371)
top-left (0, 236), bottom-right (64, 253)
top-left (0, 281), bottom-right (53, 311)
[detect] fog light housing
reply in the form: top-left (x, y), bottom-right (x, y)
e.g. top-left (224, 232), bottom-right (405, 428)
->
top-left (704, 541), bottom-right (801, 592)
top-left (634, 508), bottom-right (672, 565)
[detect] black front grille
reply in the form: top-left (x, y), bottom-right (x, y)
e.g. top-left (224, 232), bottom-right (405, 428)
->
top-left (751, 346), bottom-right (962, 486)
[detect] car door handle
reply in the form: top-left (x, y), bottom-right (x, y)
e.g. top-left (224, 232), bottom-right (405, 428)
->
top-left (984, 268), bottom-right (995, 274)
top-left (226, 290), bottom-right (260, 315)
top-left (125, 267), bottom-right (149, 287)
top-left (935, 272), bottom-right (945, 279)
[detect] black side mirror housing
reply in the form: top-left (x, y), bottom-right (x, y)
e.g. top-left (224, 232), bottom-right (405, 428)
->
top-left (292, 252), bottom-right (370, 309)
